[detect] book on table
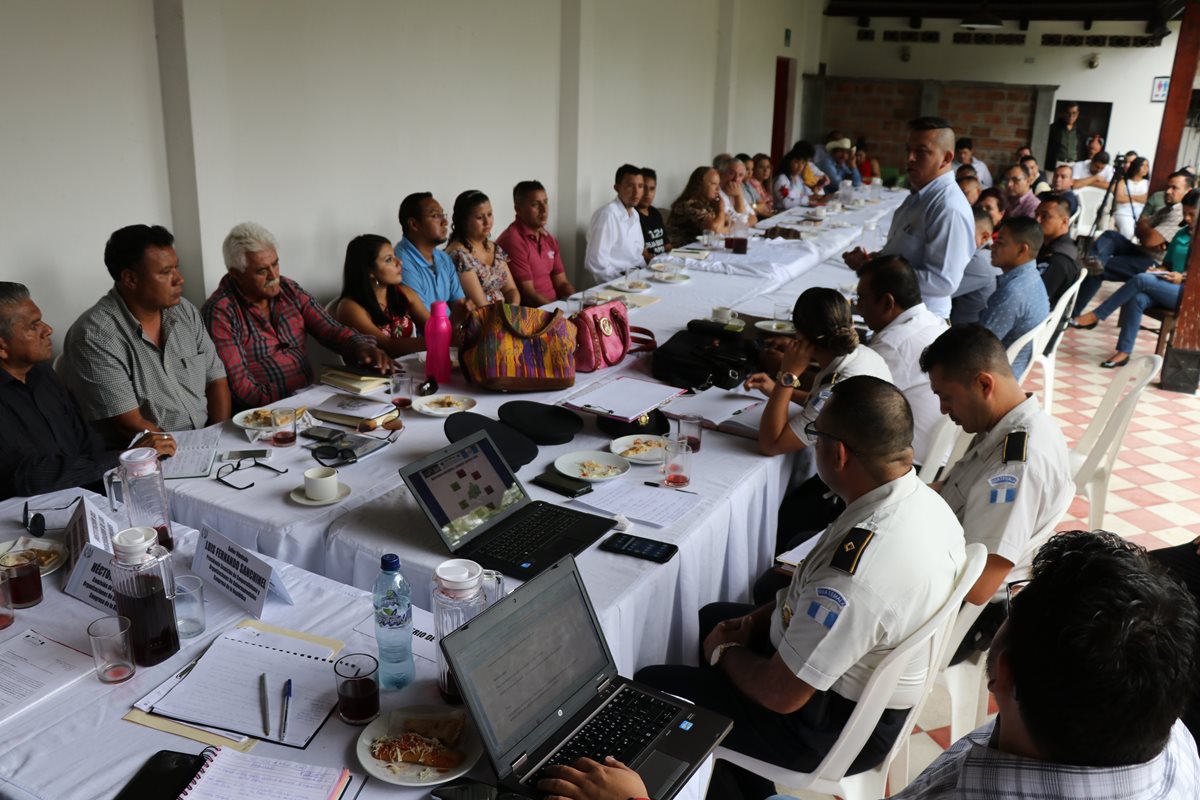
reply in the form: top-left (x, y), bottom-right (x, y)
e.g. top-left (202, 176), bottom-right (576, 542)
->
top-left (319, 364), bottom-right (390, 395)
top-left (662, 387), bottom-right (766, 439)
top-left (161, 427), bottom-right (222, 479)
top-left (310, 393), bottom-right (397, 429)
top-left (177, 746), bottom-right (351, 800)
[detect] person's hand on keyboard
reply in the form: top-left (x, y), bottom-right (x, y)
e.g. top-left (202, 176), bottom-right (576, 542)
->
top-left (537, 755), bottom-right (648, 800)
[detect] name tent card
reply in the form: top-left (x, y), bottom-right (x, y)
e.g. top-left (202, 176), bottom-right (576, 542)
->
top-left (192, 526), bottom-right (293, 618)
top-left (62, 498), bottom-right (121, 613)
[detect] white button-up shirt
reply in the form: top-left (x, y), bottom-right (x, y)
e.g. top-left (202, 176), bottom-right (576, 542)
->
top-left (787, 345), bottom-right (893, 445)
top-left (951, 157), bottom-right (993, 189)
top-left (880, 170), bottom-right (975, 318)
top-left (867, 303), bottom-right (948, 466)
top-left (585, 198), bottom-right (645, 283)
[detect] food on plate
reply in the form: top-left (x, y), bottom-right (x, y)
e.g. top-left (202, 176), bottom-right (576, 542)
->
top-left (244, 408), bottom-right (273, 427)
top-left (620, 438), bottom-right (663, 458)
top-left (370, 732), bottom-right (464, 771)
top-left (28, 547), bottom-right (62, 567)
top-left (405, 715), bottom-right (465, 746)
top-left (624, 280), bottom-right (650, 290)
top-left (428, 396), bottom-right (466, 410)
top-left (577, 460), bottom-right (622, 479)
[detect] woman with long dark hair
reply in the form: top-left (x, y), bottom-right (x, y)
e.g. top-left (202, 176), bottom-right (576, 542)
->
top-left (446, 190), bottom-right (519, 308)
top-left (333, 234), bottom-right (426, 357)
top-left (666, 166), bottom-right (728, 248)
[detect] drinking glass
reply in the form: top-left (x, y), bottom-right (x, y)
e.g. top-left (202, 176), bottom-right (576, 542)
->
top-left (88, 616), bottom-right (136, 683)
top-left (0, 574), bottom-right (13, 631)
top-left (663, 441), bottom-right (693, 488)
top-left (391, 373), bottom-right (414, 409)
top-left (0, 550), bottom-right (42, 608)
top-left (173, 575), bottom-right (206, 639)
top-left (676, 415), bottom-right (703, 454)
top-left (272, 408), bottom-right (297, 447)
top-left (334, 653), bottom-right (380, 725)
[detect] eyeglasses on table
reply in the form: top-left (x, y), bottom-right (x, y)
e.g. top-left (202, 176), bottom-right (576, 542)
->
top-left (215, 457), bottom-right (289, 490)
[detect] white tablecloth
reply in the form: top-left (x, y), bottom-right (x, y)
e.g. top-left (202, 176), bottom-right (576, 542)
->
top-left (0, 489), bottom-right (712, 800)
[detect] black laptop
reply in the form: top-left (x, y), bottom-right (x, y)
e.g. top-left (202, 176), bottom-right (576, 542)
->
top-left (399, 430), bottom-right (616, 580)
top-left (441, 556), bottom-right (732, 800)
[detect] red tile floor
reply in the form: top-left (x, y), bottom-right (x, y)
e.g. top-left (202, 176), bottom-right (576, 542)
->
top-left (787, 288), bottom-right (1200, 798)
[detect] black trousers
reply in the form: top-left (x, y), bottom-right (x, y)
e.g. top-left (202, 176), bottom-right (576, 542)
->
top-left (634, 603), bottom-right (907, 800)
top-left (1149, 543), bottom-right (1200, 750)
top-left (775, 475), bottom-right (844, 555)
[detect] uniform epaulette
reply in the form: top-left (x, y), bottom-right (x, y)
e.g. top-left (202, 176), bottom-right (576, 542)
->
top-left (819, 370), bottom-right (839, 387)
top-left (829, 527), bottom-right (874, 575)
top-left (1002, 431), bottom-right (1028, 464)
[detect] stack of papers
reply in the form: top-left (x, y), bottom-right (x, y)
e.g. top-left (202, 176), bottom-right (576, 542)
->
top-left (571, 480), bottom-right (701, 528)
top-left (562, 377), bottom-right (685, 422)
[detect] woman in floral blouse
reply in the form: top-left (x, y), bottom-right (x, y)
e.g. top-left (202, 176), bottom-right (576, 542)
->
top-left (666, 166), bottom-right (728, 248)
top-left (446, 190), bottom-right (520, 307)
top-left (773, 144), bottom-right (815, 210)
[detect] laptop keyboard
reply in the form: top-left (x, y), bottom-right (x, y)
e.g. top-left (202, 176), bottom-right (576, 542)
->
top-left (527, 688), bottom-right (679, 785)
top-left (475, 504), bottom-right (583, 563)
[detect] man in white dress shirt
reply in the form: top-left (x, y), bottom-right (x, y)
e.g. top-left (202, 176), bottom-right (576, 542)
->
top-left (843, 117), bottom-right (975, 319)
top-left (584, 164), bottom-right (646, 283)
top-left (716, 156), bottom-right (758, 227)
top-left (856, 255), bottom-right (947, 468)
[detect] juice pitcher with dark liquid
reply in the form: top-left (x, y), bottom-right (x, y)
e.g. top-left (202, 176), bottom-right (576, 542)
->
top-left (104, 447), bottom-right (174, 551)
top-left (432, 559), bottom-right (504, 704)
top-left (110, 527), bottom-right (180, 667)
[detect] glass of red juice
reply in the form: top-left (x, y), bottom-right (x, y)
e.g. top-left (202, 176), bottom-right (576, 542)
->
top-left (663, 441), bottom-right (693, 488)
top-left (676, 414), bottom-right (703, 453)
top-left (334, 654), bottom-right (380, 725)
top-left (391, 373), bottom-right (414, 409)
top-left (0, 574), bottom-right (13, 631)
top-left (0, 551), bottom-right (42, 608)
top-left (272, 407), bottom-right (298, 447)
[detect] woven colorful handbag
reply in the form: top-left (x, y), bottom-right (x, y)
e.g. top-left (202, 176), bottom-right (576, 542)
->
top-left (571, 300), bottom-right (657, 373)
top-left (460, 303), bottom-right (577, 391)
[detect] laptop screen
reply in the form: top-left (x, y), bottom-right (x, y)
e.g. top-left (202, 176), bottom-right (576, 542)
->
top-left (402, 432), bottom-right (529, 550)
top-left (442, 557), bottom-right (613, 767)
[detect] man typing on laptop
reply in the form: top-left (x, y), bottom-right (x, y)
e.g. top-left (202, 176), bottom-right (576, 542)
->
top-left (635, 377), bottom-right (967, 800)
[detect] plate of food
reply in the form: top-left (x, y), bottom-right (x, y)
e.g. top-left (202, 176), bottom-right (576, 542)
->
top-left (609, 279), bottom-right (652, 294)
top-left (755, 320), bottom-right (796, 335)
top-left (0, 537), bottom-right (68, 577)
top-left (412, 395), bottom-right (477, 417)
top-left (555, 451), bottom-right (631, 482)
top-left (609, 435), bottom-right (667, 465)
top-left (233, 407), bottom-right (276, 431)
top-left (651, 271), bottom-right (690, 284)
top-left (358, 706), bottom-right (482, 787)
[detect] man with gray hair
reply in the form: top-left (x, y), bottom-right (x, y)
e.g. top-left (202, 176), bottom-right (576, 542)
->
top-left (61, 224), bottom-right (230, 447)
top-left (202, 222), bottom-right (390, 409)
top-left (2, 282), bottom-right (174, 499)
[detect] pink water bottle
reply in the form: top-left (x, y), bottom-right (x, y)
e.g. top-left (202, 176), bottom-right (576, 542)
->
top-left (426, 301), bottom-right (453, 384)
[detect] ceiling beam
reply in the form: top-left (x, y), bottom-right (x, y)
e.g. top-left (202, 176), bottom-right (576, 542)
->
top-left (823, 2), bottom-right (1184, 22)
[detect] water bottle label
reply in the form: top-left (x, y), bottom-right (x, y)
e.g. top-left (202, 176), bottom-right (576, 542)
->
top-left (376, 601), bottom-right (412, 629)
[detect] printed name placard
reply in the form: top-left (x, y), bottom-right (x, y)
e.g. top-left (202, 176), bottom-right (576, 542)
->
top-left (192, 526), bottom-right (293, 618)
top-left (62, 499), bottom-right (121, 613)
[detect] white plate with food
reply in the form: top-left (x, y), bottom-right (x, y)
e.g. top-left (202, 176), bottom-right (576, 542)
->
top-left (555, 451), bottom-right (631, 482)
top-left (233, 408), bottom-right (276, 431)
top-left (357, 706), bottom-right (482, 787)
top-left (609, 435), bottom-right (668, 465)
top-left (412, 395), bottom-right (477, 417)
top-left (609, 280), bottom-right (652, 294)
top-left (0, 537), bottom-right (68, 577)
top-left (755, 320), bottom-right (796, 335)
top-left (651, 272), bottom-right (690, 284)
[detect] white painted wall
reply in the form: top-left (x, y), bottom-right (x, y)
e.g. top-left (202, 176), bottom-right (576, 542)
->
top-left (0, 0), bottom-right (172, 350)
top-left (820, 18), bottom-right (1181, 161)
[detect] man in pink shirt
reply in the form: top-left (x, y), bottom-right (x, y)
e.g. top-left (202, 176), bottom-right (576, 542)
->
top-left (496, 181), bottom-right (577, 307)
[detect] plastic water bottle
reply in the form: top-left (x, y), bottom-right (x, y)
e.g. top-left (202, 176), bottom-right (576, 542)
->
top-left (373, 554), bottom-right (416, 689)
top-left (425, 301), bottom-right (453, 384)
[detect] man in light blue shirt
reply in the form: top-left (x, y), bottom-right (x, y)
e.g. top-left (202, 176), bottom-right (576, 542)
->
top-left (844, 117), bottom-right (975, 319)
top-left (980, 217), bottom-right (1049, 377)
top-left (951, 208), bottom-right (1002, 326)
top-left (396, 192), bottom-right (468, 328)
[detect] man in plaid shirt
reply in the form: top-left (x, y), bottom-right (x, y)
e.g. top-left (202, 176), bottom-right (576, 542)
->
top-left (203, 222), bottom-right (390, 409)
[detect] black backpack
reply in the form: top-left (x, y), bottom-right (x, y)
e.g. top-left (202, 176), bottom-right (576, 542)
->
top-left (651, 329), bottom-right (758, 390)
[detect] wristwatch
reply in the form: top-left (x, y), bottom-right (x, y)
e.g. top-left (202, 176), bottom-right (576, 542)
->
top-left (709, 641), bottom-right (745, 666)
top-left (776, 371), bottom-right (800, 388)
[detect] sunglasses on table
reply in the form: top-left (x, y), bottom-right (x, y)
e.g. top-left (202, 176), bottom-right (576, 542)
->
top-left (215, 458), bottom-right (289, 491)
top-left (22, 496), bottom-right (83, 536)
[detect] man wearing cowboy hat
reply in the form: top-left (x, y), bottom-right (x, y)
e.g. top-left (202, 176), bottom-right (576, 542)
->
top-left (824, 136), bottom-right (862, 187)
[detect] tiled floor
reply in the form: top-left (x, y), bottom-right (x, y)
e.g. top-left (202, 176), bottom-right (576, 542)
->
top-left (782, 287), bottom-right (1200, 798)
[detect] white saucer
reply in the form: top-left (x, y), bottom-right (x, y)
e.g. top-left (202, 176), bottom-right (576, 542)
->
top-left (755, 320), bottom-right (796, 334)
top-left (610, 281), bottom-right (652, 294)
top-left (652, 273), bottom-right (690, 284)
top-left (289, 484), bottom-right (351, 506)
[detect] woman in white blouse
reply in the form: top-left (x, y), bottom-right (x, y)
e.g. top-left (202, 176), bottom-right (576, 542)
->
top-left (1114, 157), bottom-right (1150, 239)
top-left (773, 144), bottom-right (815, 210)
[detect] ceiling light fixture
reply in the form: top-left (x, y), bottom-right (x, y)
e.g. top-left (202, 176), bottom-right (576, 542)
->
top-left (961, 2), bottom-right (1004, 30)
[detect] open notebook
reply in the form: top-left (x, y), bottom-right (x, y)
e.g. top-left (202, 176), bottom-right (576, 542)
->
top-left (663, 388), bottom-right (766, 439)
top-left (179, 747), bottom-right (350, 800)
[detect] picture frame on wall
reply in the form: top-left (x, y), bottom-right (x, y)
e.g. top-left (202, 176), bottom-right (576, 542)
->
top-left (1151, 76), bottom-right (1170, 102)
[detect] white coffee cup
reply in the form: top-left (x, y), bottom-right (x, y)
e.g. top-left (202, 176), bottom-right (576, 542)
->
top-left (826, 201), bottom-right (842, 214)
top-left (808, 206), bottom-right (827, 219)
top-left (712, 307), bottom-right (739, 323)
top-left (304, 466), bottom-right (339, 501)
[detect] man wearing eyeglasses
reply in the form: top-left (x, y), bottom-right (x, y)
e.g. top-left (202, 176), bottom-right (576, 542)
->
top-left (635, 376), bottom-right (966, 800)
top-left (919, 325), bottom-right (1072, 663)
top-left (0, 282), bottom-right (174, 500)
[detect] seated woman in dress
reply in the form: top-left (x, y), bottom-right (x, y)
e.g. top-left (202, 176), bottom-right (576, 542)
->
top-left (446, 190), bottom-right (520, 308)
top-left (1070, 189), bottom-right (1198, 368)
top-left (746, 153), bottom-right (775, 219)
top-left (666, 166), bottom-right (728, 248)
top-left (333, 234), bottom-right (426, 357)
top-left (1114, 157), bottom-right (1151, 239)
top-left (773, 144), bottom-right (815, 210)
top-left (855, 139), bottom-right (881, 184)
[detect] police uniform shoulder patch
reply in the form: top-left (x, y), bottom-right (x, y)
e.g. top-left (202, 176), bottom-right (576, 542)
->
top-left (1002, 431), bottom-right (1028, 464)
top-left (819, 370), bottom-right (839, 388)
top-left (829, 527), bottom-right (874, 575)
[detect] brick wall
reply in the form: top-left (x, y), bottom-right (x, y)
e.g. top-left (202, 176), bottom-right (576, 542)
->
top-left (820, 79), bottom-right (1036, 179)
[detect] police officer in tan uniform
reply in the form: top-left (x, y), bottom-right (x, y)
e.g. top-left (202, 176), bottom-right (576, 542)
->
top-left (636, 376), bottom-right (966, 800)
top-left (920, 324), bottom-right (1073, 661)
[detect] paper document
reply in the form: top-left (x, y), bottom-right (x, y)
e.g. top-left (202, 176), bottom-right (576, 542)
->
top-left (663, 388), bottom-right (762, 427)
top-left (562, 377), bottom-right (685, 422)
top-left (181, 747), bottom-right (350, 800)
top-left (571, 480), bottom-right (700, 528)
top-left (163, 426), bottom-right (222, 479)
top-left (0, 630), bottom-right (95, 726)
top-left (776, 535), bottom-right (821, 568)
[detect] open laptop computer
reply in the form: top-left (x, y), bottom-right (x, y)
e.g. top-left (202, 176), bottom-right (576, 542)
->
top-left (441, 555), bottom-right (732, 800)
top-left (399, 430), bottom-right (616, 580)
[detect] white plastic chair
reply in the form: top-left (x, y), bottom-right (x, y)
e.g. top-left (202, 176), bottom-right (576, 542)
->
top-left (918, 417), bottom-right (972, 484)
top-left (714, 545), bottom-right (988, 800)
top-left (1004, 320), bottom-right (1043, 385)
top-left (1070, 354), bottom-right (1162, 529)
top-left (1067, 206), bottom-right (1082, 238)
top-left (1074, 186), bottom-right (1107, 238)
top-left (1028, 268), bottom-right (1086, 415)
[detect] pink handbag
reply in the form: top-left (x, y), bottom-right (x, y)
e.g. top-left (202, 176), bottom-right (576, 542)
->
top-left (571, 300), bottom-right (656, 373)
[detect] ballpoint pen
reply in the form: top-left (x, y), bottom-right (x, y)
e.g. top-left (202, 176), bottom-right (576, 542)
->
top-left (259, 673), bottom-right (271, 737)
top-left (644, 481), bottom-right (699, 495)
top-left (280, 679), bottom-right (292, 741)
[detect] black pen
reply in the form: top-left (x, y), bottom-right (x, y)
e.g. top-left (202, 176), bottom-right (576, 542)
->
top-left (644, 481), bottom-right (698, 495)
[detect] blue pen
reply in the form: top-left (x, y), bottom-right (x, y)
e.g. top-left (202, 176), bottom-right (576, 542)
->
top-left (280, 679), bottom-right (292, 741)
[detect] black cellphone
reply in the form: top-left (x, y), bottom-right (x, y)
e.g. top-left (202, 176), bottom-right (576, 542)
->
top-left (301, 425), bottom-right (345, 442)
top-left (115, 750), bottom-right (207, 800)
top-left (600, 532), bottom-right (678, 564)
top-left (431, 780), bottom-right (531, 799)
top-left (531, 470), bottom-right (593, 498)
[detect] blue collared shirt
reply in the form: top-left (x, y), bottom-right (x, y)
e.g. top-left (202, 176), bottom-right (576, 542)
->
top-left (980, 259), bottom-right (1050, 377)
top-left (880, 170), bottom-right (976, 318)
top-left (396, 237), bottom-right (465, 309)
